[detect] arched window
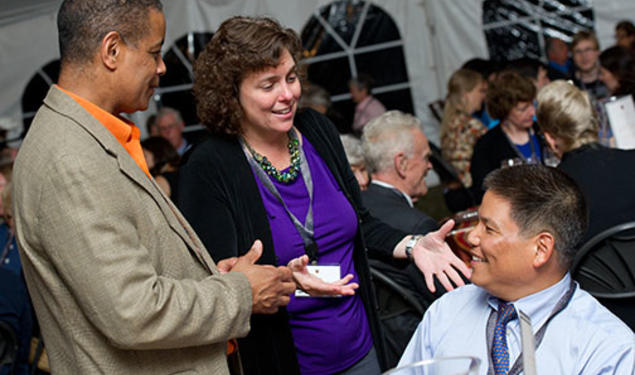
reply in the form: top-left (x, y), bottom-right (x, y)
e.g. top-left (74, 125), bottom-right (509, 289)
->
top-left (154, 32), bottom-right (214, 131)
top-left (483, 0), bottom-right (595, 62)
top-left (21, 59), bottom-right (60, 136)
top-left (301, 0), bottom-right (414, 132)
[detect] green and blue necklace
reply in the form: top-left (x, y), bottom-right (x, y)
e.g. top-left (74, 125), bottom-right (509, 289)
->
top-left (244, 131), bottom-right (301, 184)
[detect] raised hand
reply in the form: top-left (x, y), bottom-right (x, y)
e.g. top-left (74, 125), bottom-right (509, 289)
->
top-left (410, 219), bottom-right (472, 293)
top-left (287, 255), bottom-right (359, 297)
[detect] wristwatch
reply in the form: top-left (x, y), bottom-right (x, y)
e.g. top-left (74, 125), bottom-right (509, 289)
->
top-left (405, 235), bottom-right (420, 260)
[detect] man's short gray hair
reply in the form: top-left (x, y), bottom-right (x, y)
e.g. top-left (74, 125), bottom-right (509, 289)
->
top-left (339, 135), bottom-right (365, 166)
top-left (300, 84), bottom-right (331, 110)
top-left (156, 107), bottom-right (184, 124)
top-left (361, 110), bottom-right (422, 174)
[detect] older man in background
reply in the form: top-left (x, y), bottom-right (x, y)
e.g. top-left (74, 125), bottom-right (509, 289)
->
top-left (361, 110), bottom-right (437, 235)
top-left (156, 106), bottom-right (190, 155)
top-left (546, 37), bottom-right (572, 80)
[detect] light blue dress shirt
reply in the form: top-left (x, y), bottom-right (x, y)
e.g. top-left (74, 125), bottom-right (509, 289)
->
top-left (399, 273), bottom-right (634, 374)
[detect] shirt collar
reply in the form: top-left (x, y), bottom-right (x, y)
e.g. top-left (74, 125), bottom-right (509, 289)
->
top-left (55, 85), bottom-right (139, 145)
top-left (371, 179), bottom-right (414, 207)
top-left (487, 273), bottom-right (572, 329)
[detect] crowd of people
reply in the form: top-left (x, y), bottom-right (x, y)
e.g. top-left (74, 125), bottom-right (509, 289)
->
top-left (1, 1), bottom-right (633, 374)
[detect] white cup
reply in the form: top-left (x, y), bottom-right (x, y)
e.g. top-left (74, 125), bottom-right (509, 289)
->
top-left (382, 356), bottom-right (481, 375)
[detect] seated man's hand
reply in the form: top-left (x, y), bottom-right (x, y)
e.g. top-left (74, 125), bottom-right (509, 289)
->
top-left (287, 255), bottom-right (359, 297)
top-left (410, 220), bottom-right (472, 293)
top-left (229, 240), bottom-right (297, 314)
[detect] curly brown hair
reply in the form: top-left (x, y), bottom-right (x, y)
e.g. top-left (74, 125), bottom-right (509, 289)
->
top-left (485, 70), bottom-right (536, 121)
top-left (193, 16), bottom-right (303, 136)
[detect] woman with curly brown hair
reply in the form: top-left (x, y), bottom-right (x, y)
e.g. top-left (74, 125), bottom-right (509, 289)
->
top-left (178, 16), bottom-right (470, 375)
top-left (469, 71), bottom-right (548, 202)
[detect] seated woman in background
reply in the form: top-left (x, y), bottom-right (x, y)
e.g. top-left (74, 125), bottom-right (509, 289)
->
top-left (537, 80), bottom-right (635, 242)
top-left (440, 68), bottom-right (487, 188)
top-left (178, 16), bottom-right (470, 375)
top-left (470, 71), bottom-right (547, 202)
top-left (141, 136), bottom-right (180, 199)
top-left (599, 45), bottom-right (635, 97)
top-left (340, 134), bottom-right (370, 190)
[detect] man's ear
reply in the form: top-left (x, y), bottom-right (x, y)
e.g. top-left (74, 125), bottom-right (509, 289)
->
top-left (533, 232), bottom-right (555, 268)
top-left (100, 31), bottom-right (124, 70)
top-left (394, 152), bottom-right (408, 178)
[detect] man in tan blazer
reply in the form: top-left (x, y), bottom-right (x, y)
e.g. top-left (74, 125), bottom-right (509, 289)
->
top-left (12, 1), bottom-right (296, 373)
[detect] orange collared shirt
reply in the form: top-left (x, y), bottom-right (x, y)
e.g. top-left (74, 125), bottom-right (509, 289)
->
top-left (57, 85), bottom-right (151, 177)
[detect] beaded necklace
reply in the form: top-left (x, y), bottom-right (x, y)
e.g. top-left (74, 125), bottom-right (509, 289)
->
top-left (244, 131), bottom-right (301, 183)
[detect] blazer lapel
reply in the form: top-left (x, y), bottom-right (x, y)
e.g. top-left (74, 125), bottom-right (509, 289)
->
top-left (43, 86), bottom-right (217, 273)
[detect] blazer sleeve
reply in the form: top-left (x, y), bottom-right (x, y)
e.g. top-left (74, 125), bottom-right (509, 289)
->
top-left (33, 153), bottom-right (252, 350)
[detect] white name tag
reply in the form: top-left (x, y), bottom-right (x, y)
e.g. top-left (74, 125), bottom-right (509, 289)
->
top-left (295, 264), bottom-right (341, 298)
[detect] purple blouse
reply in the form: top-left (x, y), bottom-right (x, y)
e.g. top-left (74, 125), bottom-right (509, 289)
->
top-left (252, 135), bottom-right (372, 375)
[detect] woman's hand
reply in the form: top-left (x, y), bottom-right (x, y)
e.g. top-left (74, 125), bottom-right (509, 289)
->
top-left (395, 219), bottom-right (472, 293)
top-left (287, 255), bottom-right (359, 297)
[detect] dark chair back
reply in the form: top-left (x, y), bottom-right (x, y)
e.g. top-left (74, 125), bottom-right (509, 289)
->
top-left (0, 320), bottom-right (17, 369)
top-left (369, 260), bottom-right (427, 369)
top-left (428, 142), bottom-right (475, 212)
top-left (571, 221), bottom-right (635, 330)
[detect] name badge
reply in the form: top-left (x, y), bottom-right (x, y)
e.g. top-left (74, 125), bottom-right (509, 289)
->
top-left (295, 264), bottom-right (341, 298)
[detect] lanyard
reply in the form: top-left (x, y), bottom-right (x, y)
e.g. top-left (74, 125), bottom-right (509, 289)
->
top-left (486, 279), bottom-right (576, 375)
top-left (0, 230), bottom-right (14, 265)
top-left (239, 131), bottom-right (319, 263)
top-left (504, 128), bottom-right (538, 164)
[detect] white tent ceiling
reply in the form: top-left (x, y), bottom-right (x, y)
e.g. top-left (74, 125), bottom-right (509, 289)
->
top-left (0, 0), bottom-right (60, 27)
top-left (0, 0), bottom-right (633, 144)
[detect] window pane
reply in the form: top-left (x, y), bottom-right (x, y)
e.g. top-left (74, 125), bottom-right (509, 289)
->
top-left (355, 5), bottom-right (401, 47)
top-left (483, 0), bottom-right (595, 62)
top-left (21, 59), bottom-right (60, 134)
top-left (158, 32), bottom-right (214, 127)
top-left (305, 57), bottom-right (351, 96)
top-left (354, 47), bottom-right (409, 87)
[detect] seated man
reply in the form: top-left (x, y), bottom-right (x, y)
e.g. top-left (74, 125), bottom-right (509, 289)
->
top-left (361, 110), bottom-right (438, 235)
top-left (360, 111), bottom-right (448, 366)
top-left (546, 37), bottom-right (572, 80)
top-left (156, 107), bottom-right (190, 156)
top-left (399, 165), bottom-right (633, 374)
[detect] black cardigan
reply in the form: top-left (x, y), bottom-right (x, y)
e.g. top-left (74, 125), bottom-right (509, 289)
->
top-left (559, 143), bottom-right (635, 243)
top-left (470, 123), bottom-right (546, 203)
top-left (178, 109), bottom-right (406, 374)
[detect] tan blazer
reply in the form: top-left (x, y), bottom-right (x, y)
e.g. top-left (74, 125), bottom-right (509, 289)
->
top-left (13, 86), bottom-right (252, 374)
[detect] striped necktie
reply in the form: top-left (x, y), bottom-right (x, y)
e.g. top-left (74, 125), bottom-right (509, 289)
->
top-left (491, 302), bottom-right (517, 375)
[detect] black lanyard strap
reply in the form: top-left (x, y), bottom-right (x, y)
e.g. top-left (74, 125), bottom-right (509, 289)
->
top-left (240, 130), bottom-right (318, 263)
top-left (486, 279), bottom-right (576, 375)
top-left (0, 230), bottom-right (14, 264)
top-left (503, 127), bottom-right (538, 164)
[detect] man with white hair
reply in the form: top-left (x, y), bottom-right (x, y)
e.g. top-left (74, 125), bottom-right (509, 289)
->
top-left (156, 106), bottom-right (190, 155)
top-left (361, 110), bottom-right (437, 235)
top-left (360, 111), bottom-right (449, 366)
